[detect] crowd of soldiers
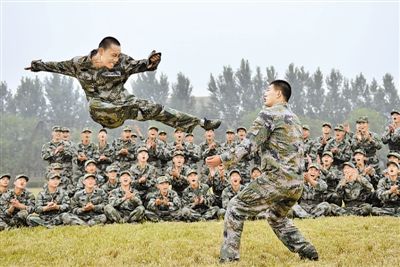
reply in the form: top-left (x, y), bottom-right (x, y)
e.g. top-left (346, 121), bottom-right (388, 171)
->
top-left (0, 110), bottom-right (399, 230)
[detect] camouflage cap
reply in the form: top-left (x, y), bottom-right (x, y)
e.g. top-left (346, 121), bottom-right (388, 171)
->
top-left (123, 126), bottom-right (132, 132)
top-left (131, 132), bottom-right (137, 137)
top-left (390, 110), bottom-right (400, 115)
top-left (302, 125), bottom-right (310, 131)
top-left (386, 161), bottom-right (400, 169)
top-left (159, 130), bottom-right (167, 135)
top-left (99, 128), bottom-right (108, 134)
top-left (119, 170), bottom-right (132, 177)
top-left (334, 124), bottom-right (345, 132)
top-left (52, 125), bottom-right (62, 132)
top-left (148, 126), bottom-right (159, 132)
top-left (228, 169), bottom-right (241, 177)
top-left (137, 146), bottom-right (148, 154)
top-left (61, 127), bottom-right (70, 132)
top-left (343, 162), bottom-right (355, 169)
top-left (106, 165), bottom-right (119, 173)
top-left (236, 126), bottom-right (247, 133)
top-left (83, 173), bottom-right (96, 180)
top-left (157, 176), bottom-right (170, 184)
top-left (84, 159), bottom-right (97, 168)
top-left (185, 133), bottom-right (194, 137)
top-left (50, 163), bottom-right (63, 170)
top-left (173, 150), bottom-right (185, 157)
top-left (356, 116), bottom-right (368, 123)
top-left (226, 129), bottom-right (235, 134)
top-left (322, 122), bottom-right (332, 128)
top-left (186, 169), bottom-right (198, 176)
top-left (251, 166), bottom-right (261, 173)
top-left (0, 173), bottom-right (11, 180)
top-left (322, 151), bottom-right (333, 158)
top-left (387, 152), bottom-right (400, 159)
top-left (307, 163), bottom-right (320, 170)
top-left (47, 172), bottom-right (61, 180)
top-left (353, 149), bottom-right (366, 156)
top-left (81, 127), bottom-right (92, 133)
top-left (15, 174), bottom-right (29, 182)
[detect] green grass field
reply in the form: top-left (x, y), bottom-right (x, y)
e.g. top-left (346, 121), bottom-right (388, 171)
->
top-left (0, 216), bottom-right (399, 266)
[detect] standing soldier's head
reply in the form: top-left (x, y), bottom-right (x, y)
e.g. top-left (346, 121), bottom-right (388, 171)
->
top-left (137, 147), bottom-right (149, 164)
top-left (52, 126), bottom-right (62, 142)
top-left (92, 36), bottom-right (121, 70)
top-left (158, 131), bottom-right (167, 143)
top-left (98, 128), bottom-right (108, 143)
top-left (121, 126), bottom-right (132, 141)
top-left (185, 133), bottom-right (194, 144)
top-left (302, 125), bottom-right (310, 140)
top-left (174, 128), bottom-right (185, 143)
top-left (204, 129), bottom-right (215, 142)
top-left (225, 129), bottom-right (235, 143)
top-left (61, 127), bottom-right (71, 141)
top-left (81, 128), bottom-right (92, 144)
top-left (264, 80), bottom-right (291, 107)
top-left (0, 174), bottom-right (11, 190)
top-left (334, 124), bottom-right (345, 142)
top-left (356, 116), bottom-right (369, 133)
top-left (236, 127), bottom-right (247, 141)
top-left (322, 122), bottom-right (332, 135)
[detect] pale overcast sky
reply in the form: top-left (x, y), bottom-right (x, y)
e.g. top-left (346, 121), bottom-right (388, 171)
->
top-left (1, 1), bottom-right (399, 96)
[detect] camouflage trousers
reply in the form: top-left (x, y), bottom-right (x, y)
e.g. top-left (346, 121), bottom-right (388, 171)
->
top-left (75, 212), bottom-right (107, 226)
top-left (220, 177), bottom-right (316, 261)
top-left (104, 204), bottom-right (145, 223)
top-left (181, 206), bottom-right (220, 222)
top-left (145, 209), bottom-right (182, 222)
top-left (88, 96), bottom-right (201, 132)
top-left (0, 210), bottom-right (29, 229)
top-left (27, 212), bottom-right (86, 227)
top-left (292, 202), bottom-right (346, 218)
top-left (371, 206), bottom-right (400, 217)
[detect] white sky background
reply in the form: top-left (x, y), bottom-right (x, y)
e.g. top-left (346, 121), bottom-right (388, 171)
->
top-left (1, 1), bottom-right (399, 96)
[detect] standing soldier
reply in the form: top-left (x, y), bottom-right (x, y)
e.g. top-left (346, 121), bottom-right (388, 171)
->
top-left (302, 125), bottom-right (316, 170)
top-left (382, 110), bottom-right (400, 153)
top-left (27, 173), bottom-right (85, 227)
top-left (351, 116), bottom-right (382, 172)
top-left (104, 170), bottom-right (145, 224)
top-left (71, 173), bottom-right (108, 226)
top-left (206, 80), bottom-right (318, 262)
top-left (97, 128), bottom-right (114, 177)
top-left (60, 127), bottom-right (75, 179)
top-left (221, 129), bottom-right (236, 153)
top-left (145, 176), bottom-right (182, 222)
top-left (184, 133), bottom-right (201, 169)
top-left (74, 127), bottom-right (99, 183)
top-left (313, 122), bottom-right (332, 161)
top-left (0, 175), bottom-right (35, 229)
top-left (141, 126), bottom-right (168, 175)
top-left (324, 124), bottom-right (352, 170)
top-left (113, 126), bottom-right (137, 171)
top-left (101, 165), bottom-right (120, 195)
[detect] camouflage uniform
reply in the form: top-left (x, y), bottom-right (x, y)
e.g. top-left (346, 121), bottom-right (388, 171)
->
top-left (130, 163), bottom-right (157, 201)
top-left (351, 132), bottom-right (382, 171)
top-left (312, 135), bottom-right (332, 159)
top-left (41, 139), bottom-right (74, 182)
top-left (185, 141), bottom-right (201, 168)
top-left (97, 142), bottom-right (115, 176)
top-left (145, 188), bottom-right (182, 222)
top-left (166, 164), bottom-right (191, 196)
top-left (206, 169), bottom-right (229, 208)
top-left (181, 183), bottom-right (219, 221)
top-left (141, 138), bottom-right (169, 175)
top-left (219, 103), bottom-right (317, 262)
top-left (324, 138), bottom-right (352, 169)
top-left (71, 187), bottom-right (108, 226)
top-left (74, 142), bottom-right (99, 182)
top-left (29, 52), bottom-right (203, 132)
top-left (101, 180), bottom-right (120, 195)
top-left (0, 189), bottom-right (35, 228)
top-left (320, 164), bottom-right (342, 206)
top-left (104, 187), bottom-right (145, 223)
top-left (373, 175), bottom-right (400, 216)
top-left (26, 186), bottom-right (85, 227)
top-left (382, 125), bottom-right (400, 153)
top-left (113, 138), bottom-right (137, 171)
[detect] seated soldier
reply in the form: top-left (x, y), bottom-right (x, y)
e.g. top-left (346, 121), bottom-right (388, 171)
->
top-left (292, 164), bottom-right (344, 218)
top-left (101, 164), bottom-right (120, 195)
top-left (104, 170), bottom-right (145, 223)
top-left (219, 169), bottom-right (245, 218)
top-left (250, 166), bottom-right (262, 182)
top-left (319, 151), bottom-right (341, 206)
top-left (130, 147), bottom-right (157, 202)
top-left (46, 163), bottom-right (75, 197)
top-left (373, 161), bottom-right (400, 216)
top-left (27, 173), bottom-right (85, 228)
top-left (71, 174), bottom-right (108, 226)
top-left (166, 150), bottom-right (191, 196)
top-left (335, 162), bottom-right (375, 216)
top-left (76, 159), bottom-right (106, 192)
top-left (206, 163), bottom-right (229, 209)
top-left (0, 174), bottom-right (35, 229)
top-left (0, 174), bottom-right (11, 231)
top-left (181, 169), bottom-right (219, 221)
top-left (145, 176), bottom-right (182, 222)
top-left (353, 149), bottom-right (380, 189)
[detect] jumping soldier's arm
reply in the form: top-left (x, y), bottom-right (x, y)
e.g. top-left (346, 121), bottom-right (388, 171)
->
top-left (26, 58), bottom-right (78, 77)
top-left (123, 51), bottom-right (161, 76)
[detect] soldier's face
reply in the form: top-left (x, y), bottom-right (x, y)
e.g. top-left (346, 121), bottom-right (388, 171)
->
top-left (387, 156), bottom-right (399, 164)
top-left (138, 151), bottom-right (149, 162)
top-left (148, 129), bottom-right (158, 138)
top-left (81, 132), bottom-right (91, 142)
top-left (226, 133), bottom-right (235, 142)
top-left (302, 129), bottom-right (310, 139)
top-left (52, 131), bottom-right (60, 141)
top-left (322, 155), bottom-right (333, 166)
top-left (263, 85), bottom-right (280, 107)
top-left (83, 177), bottom-right (96, 188)
top-left (99, 44), bottom-right (121, 69)
top-left (334, 130), bottom-right (345, 140)
top-left (392, 113), bottom-right (400, 123)
top-left (63, 132), bottom-right (70, 140)
top-left (387, 164), bottom-right (399, 176)
top-left (0, 177), bottom-right (10, 187)
top-left (157, 182), bottom-right (169, 193)
top-left (188, 173), bottom-right (199, 186)
top-left (173, 155), bottom-right (185, 166)
top-left (308, 167), bottom-right (320, 179)
top-left (322, 126), bottom-right (331, 134)
top-left (174, 131), bottom-right (184, 142)
top-left (251, 169), bottom-right (261, 179)
top-left (48, 178), bottom-right (61, 188)
top-left (237, 130), bottom-right (246, 140)
top-left (185, 135), bottom-right (194, 143)
top-left (85, 163), bottom-right (97, 174)
top-left (205, 130), bottom-right (214, 140)
top-left (343, 166), bottom-right (354, 177)
top-left (354, 153), bottom-right (365, 163)
top-left (107, 171), bottom-right (118, 181)
top-left (159, 134), bottom-right (167, 142)
top-left (120, 174), bottom-right (131, 186)
top-left (122, 131), bottom-right (131, 140)
top-left (14, 178), bottom-right (27, 189)
top-left (98, 132), bottom-right (107, 142)
top-left (230, 173), bottom-right (241, 185)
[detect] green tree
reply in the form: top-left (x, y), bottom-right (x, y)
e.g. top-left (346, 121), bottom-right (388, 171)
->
top-left (169, 72), bottom-right (194, 113)
top-left (324, 69), bottom-right (344, 123)
top-left (306, 68), bottom-right (324, 118)
top-left (14, 77), bottom-right (47, 119)
top-left (131, 71), bottom-right (169, 105)
top-left (382, 73), bottom-right (400, 114)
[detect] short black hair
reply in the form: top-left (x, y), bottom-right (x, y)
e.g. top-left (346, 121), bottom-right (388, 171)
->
top-left (270, 80), bottom-right (291, 102)
top-left (98, 36), bottom-right (120, 49)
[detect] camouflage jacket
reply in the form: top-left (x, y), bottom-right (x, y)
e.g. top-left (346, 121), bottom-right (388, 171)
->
top-left (167, 141), bottom-right (200, 163)
top-left (221, 185), bottom-right (244, 209)
top-left (182, 183), bottom-right (214, 209)
top-left (336, 176), bottom-right (374, 206)
top-left (351, 132), bottom-right (382, 162)
top-left (101, 181), bottom-right (120, 195)
top-left (221, 103), bottom-right (304, 187)
top-left (199, 141), bottom-right (221, 161)
top-left (146, 189), bottom-right (181, 212)
top-left (312, 136), bottom-right (332, 158)
top-left (166, 164), bottom-right (190, 195)
top-left (113, 138), bottom-right (137, 163)
top-left (381, 126), bottom-right (400, 152)
top-left (35, 187), bottom-right (70, 215)
top-left (30, 52), bottom-right (157, 103)
top-left (304, 138), bottom-right (317, 161)
top-left (108, 187), bottom-right (142, 211)
top-left (41, 140), bottom-right (74, 164)
top-left (299, 179), bottom-right (328, 205)
top-left (139, 138), bottom-right (168, 168)
top-left (206, 170), bottom-right (229, 197)
top-left (71, 188), bottom-right (108, 215)
top-left (185, 142), bottom-right (201, 165)
top-left (97, 142), bottom-right (115, 166)
top-left (324, 139), bottom-right (352, 167)
top-left (320, 165), bottom-right (340, 193)
top-left (0, 189), bottom-right (36, 216)
top-left (376, 176), bottom-right (400, 207)
top-left (130, 163), bottom-right (157, 192)
top-left (74, 142), bottom-right (100, 169)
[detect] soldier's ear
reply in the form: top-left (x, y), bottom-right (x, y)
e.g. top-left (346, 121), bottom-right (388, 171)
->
top-left (98, 47), bottom-right (105, 55)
